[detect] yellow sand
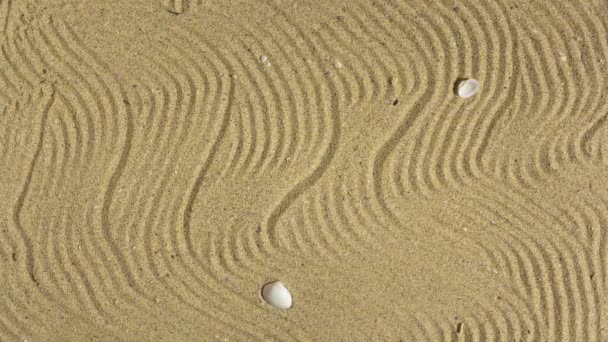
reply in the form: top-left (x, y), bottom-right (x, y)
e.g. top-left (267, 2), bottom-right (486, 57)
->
top-left (1, 0), bottom-right (608, 340)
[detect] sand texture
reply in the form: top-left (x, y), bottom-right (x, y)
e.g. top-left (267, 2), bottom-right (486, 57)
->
top-left (2, 0), bottom-right (608, 340)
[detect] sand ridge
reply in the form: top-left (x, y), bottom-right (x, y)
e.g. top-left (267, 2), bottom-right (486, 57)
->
top-left (1, 0), bottom-right (608, 340)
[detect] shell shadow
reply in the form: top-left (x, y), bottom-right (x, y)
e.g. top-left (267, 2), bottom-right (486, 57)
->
top-left (452, 77), bottom-right (468, 96)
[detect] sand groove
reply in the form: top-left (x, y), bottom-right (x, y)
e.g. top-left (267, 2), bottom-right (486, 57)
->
top-left (2, 0), bottom-right (608, 340)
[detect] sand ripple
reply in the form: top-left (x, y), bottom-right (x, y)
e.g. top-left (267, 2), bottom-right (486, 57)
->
top-left (1, 0), bottom-right (608, 340)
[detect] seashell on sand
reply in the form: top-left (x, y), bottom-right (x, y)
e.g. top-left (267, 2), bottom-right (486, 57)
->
top-left (456, 79), bottom-right (480, 98)
top-left (259, 55), bottom-right (271, 67)
top-left (262, 281), bottom-right (292, 309)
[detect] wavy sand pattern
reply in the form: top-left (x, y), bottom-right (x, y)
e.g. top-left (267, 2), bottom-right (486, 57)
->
top-left (1, 0), bottom-right (608, 340)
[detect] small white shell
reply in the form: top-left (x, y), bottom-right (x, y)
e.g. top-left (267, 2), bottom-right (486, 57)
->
top-left (259, 55), bottom-right (271, 67)
top-left (456, 79), bottom-right (480, 98)
top-left (262, 281), bottom-right (292, 309)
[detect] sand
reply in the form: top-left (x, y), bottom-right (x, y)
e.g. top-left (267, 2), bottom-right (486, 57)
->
top-left (1, 0), bottom-right (608, 340)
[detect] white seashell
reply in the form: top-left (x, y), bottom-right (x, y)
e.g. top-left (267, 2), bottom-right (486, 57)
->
top-left (456, 79), bottom-right (480, 98)
top-left (259, 55), bottom-right (271, 67)
top-left (262, 281), bottom-right (292, 309)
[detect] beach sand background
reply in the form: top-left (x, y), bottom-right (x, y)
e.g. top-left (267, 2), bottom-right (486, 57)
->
top-left (1, 0), bottom-right (608, 340)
